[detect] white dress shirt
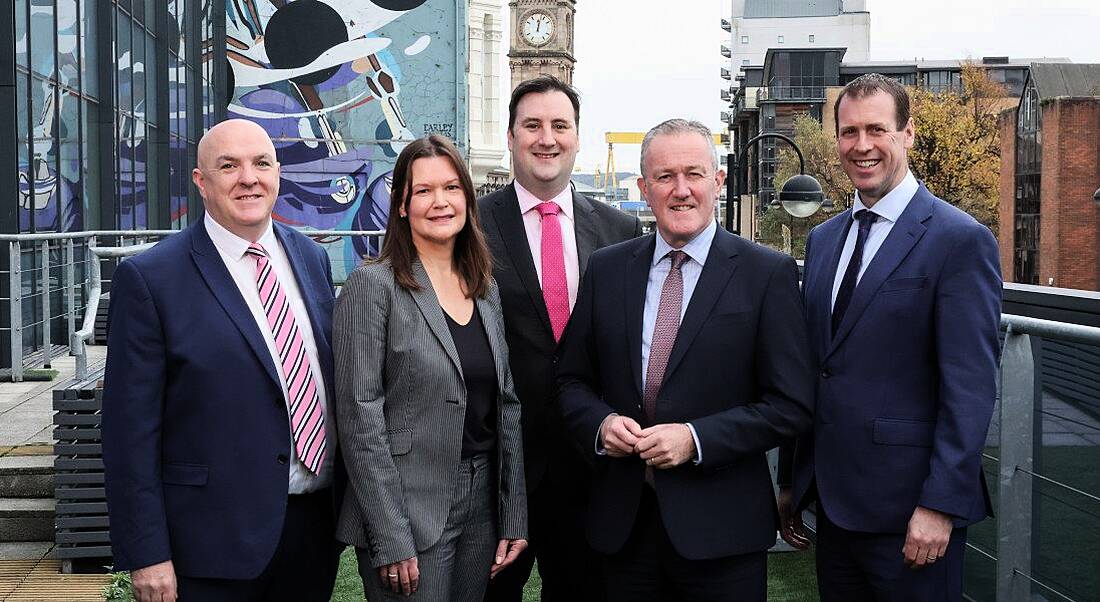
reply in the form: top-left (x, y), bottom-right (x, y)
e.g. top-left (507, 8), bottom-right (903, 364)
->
top-left (830, 171), bottom-right (919, 310)
top-left (204, 214), bottom-right (333, 494)
top-left (514, 180), bottom-right (580, 309)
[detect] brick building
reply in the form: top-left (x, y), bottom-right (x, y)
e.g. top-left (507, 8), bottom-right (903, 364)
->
top-left (998, 63), bottom-right (1100, 290)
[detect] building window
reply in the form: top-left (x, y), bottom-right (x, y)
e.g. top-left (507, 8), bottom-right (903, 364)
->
top-left (808, 34), bottom-right (815, 43)
top-left (777, 35), bottom-right (784, 43)
top-left (742, 59), bottom-right (750, 66)
top-left (1014, 76), bottom-right (1042, 285)
top-left (741, 35), bottom-right (748, 44)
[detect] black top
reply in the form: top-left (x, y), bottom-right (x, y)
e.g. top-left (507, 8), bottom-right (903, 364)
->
top-left (444, 305), bottom-right (498, 458)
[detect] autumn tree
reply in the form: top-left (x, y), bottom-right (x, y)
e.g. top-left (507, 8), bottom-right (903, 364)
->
top-left (908, 62), bottom-right (1005, 232)
top-left (757, 113), bottom-right (851, 259)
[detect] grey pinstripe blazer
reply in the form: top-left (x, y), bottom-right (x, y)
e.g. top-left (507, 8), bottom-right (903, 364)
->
top-left (333, 258), bottom-right (527, 568)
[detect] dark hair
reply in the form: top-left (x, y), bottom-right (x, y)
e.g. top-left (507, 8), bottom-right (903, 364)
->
top-left (508, 75), bottom-right (581, 131)
top-left (834, 73), bottom-right (911, 135)
top-left (377, 135), bottom-right (493, 299)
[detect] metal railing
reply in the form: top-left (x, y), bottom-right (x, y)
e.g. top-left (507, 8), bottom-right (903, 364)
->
top-left (0, 229), bottom-right (384, 382)
top-left (971, 314), bottom-right (1100, 601)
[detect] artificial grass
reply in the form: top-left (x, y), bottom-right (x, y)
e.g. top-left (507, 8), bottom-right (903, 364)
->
top-left (330, 547), bottom-right (819, 601)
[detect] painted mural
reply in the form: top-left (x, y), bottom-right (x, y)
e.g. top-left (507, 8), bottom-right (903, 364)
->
top-left (223, 0), bottom-right (464, 278)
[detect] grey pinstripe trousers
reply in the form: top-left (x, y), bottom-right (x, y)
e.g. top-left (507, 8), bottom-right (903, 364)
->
top-left (358, 454), bottom-right (497, 601)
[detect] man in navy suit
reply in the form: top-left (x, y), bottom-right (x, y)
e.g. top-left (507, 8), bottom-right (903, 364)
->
top-left (778, 74), bottom-right (1001, 600)
top-left (557, 119), bottom-right (815, 600)
top-left (102, 119), bottom-right (343, 601)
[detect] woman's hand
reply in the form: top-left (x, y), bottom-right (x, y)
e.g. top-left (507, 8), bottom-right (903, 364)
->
top-left (378, 556), bottom-right (419, 595)
top-left (489, 538), bottom-right (528, 578)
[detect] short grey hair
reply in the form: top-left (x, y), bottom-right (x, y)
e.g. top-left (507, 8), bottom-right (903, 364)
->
top-left (639, 119), bottom-right (719, 178)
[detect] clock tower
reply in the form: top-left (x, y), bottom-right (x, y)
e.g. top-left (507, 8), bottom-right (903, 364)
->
top-left (509, 0), bottom-right (577, 89)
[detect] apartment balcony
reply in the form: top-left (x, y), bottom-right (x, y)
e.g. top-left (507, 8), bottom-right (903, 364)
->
top-left (721, 68), bottom-right (731, 80)
top-left (720, 18), bottom-right (731, 32)
top-left (756, 85), bottom-right (827, 103)
top-left (720, 45), bottom-right (731, 58)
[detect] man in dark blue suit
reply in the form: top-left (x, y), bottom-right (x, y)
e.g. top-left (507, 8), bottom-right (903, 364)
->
top-left (102, 119), bottom-right (343, 601)
top-left (557, 119), bottom-right (815, 600)
top-left (778, 74), bottom-right (1001, 600)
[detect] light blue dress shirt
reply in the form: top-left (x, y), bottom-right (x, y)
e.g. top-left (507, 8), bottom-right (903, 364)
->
top-left (642, 219), bottom-right (718, 463)
top-left (595, 221), bottom-right (718, 463)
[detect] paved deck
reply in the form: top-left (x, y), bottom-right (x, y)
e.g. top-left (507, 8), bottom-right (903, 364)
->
top-left (0, 557), bottom-right (109, 601)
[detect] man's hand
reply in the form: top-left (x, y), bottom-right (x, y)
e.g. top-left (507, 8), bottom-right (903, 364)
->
top-left (489, 538), bottom-right (528, 578)
top-left (131, 560), bottom-right (177, 602)
top-left (903, 506), bottom-right (952, 568)
top-left (777, 487), bottom-right (811, 550)
top-left (635, 424), bottom-right (696, 469)
top-left (378, 556), bottom-right (419, 595)
top-left (600, 415), bottom-right (643, 457)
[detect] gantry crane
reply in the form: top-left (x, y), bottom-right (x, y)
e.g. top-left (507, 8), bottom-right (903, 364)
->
top-left (599, 132), bottom-right (727, 198)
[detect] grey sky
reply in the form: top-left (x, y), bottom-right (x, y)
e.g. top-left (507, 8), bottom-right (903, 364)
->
top-left (555, 0), bottom-right (1100, 176)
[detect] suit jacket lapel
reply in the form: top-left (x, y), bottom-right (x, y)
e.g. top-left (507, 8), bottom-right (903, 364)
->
top-left (626, 236), bottom-right (655, 402)
top-left (491, 185), bottom-right (553, 336)
top-left (572, 191), bottom-right (599, 280)
top-left (814, 212), bottom-right (852, 354)
top-left (827, 188), bottom-right (932, 356)
top-left (408, 261), bottom-right (463, 377)
top-left (662, 228), bottom-right (740, 384)
top-left (274, 224), bottom-right (334, 394)
top-left (476, 295), bottom-right (508, 395)
top-left (189, 221), bottom-right (282, 389)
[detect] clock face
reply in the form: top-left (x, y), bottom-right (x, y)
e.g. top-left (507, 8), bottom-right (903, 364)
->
top-left (522, 13), bottom-right (554, 46)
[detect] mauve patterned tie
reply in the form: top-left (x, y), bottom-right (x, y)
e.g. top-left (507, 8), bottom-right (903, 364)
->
top-left (536, 201), bottom-right (570, 342)
top-left (643, 250), bottom-right (688, 486)
top-left (246, 243), bottom-right (326, 474)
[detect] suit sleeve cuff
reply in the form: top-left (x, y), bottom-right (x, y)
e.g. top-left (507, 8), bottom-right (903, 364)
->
top-left (686, 423), bottom-right (702, 465)
top-left (595, 413), bottom-right (617, 455)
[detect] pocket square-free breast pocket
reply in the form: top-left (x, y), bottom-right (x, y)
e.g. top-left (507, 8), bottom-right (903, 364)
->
top-left (879, 276), bottom-right (928, 293)
top-left (872, 418), bottom-right (935, 447)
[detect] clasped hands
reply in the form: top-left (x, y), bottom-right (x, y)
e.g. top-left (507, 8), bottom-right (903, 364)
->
top-left (600, 414), bottom-right (696, 468)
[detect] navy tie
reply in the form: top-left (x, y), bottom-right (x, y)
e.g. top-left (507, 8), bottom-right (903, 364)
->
top-left (832, 209), bottom-right (878, 336)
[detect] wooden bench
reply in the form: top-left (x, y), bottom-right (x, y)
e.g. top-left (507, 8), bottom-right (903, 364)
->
top-left (51, 366), bottom-right (111, 573)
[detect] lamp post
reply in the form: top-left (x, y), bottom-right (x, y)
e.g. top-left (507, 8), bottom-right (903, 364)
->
top-left (725, 132), bottom-right (829, 235)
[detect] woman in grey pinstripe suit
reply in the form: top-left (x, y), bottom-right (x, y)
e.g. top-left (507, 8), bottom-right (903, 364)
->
top-left (334, 135), bottom-right (528, 601)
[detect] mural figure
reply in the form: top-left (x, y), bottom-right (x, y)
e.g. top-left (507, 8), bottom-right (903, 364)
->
top-left (222, 0), bottom-right (438, 276)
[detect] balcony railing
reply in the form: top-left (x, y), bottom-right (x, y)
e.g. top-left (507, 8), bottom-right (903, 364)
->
top-left (756, 85), bottom-right (827, 102)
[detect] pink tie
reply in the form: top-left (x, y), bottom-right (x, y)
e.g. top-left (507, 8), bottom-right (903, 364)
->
top-left (246, 243), bottom-right (327, 474)
top-left (537, 202), bottom-right (570, 342)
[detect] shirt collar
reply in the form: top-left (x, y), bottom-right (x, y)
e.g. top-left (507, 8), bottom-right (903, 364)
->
top-left (852, 170), bottom-right (918, 224)
top-left (653, 219), bottom-right (717, 268)
top-left (514, 180), bottom-right (575, 221)
top-left (204, 213), bottom-right (276, 260)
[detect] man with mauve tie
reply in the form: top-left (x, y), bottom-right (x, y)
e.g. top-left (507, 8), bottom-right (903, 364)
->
top-left (480, 76), bottom-right (641, 601)
top-left (557, 119), bottom-right (815, 601)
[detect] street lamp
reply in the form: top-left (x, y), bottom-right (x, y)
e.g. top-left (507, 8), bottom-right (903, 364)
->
top-left (725, 132), bottom-right (828, 234)
top-left (1093, 186), bottom-right (1100, 202)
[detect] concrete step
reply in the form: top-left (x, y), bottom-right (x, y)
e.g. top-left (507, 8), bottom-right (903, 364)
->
top-left (0, 498), bottom-right (55, 542)
top-left (0, 541), bottom-right (54, 560)
top-left (0, 455), bottom-right (54, 498)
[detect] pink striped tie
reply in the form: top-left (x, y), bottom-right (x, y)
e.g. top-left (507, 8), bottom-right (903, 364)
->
top-left (246, 243), bottom-right (326, 474)
top-left (536, 202), bottom-right (570, 342)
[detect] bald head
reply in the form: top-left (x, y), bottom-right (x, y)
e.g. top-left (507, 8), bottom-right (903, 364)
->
top-left (192, 119), bottom-right (281, 241)
top-left (196, 119), bottom-right (277, 170)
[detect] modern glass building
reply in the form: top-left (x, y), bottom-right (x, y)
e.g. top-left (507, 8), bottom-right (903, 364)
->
top-left (5, 0), bottom-right (221, 238)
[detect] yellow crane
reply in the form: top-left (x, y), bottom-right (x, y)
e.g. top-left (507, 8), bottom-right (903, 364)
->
top-left (599, 132), bottom-right (726, 195)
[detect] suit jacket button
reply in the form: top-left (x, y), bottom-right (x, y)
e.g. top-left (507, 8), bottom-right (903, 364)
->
top-left (821, 369), bottom-right (832, 379)
top-left (277, 454), bottom-right (288, 465)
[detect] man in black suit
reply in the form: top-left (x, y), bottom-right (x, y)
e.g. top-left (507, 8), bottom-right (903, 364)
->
top-left (556, 119), bottom-right (815, 600)
top-left (480, 76), bottom-right (641, 601)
